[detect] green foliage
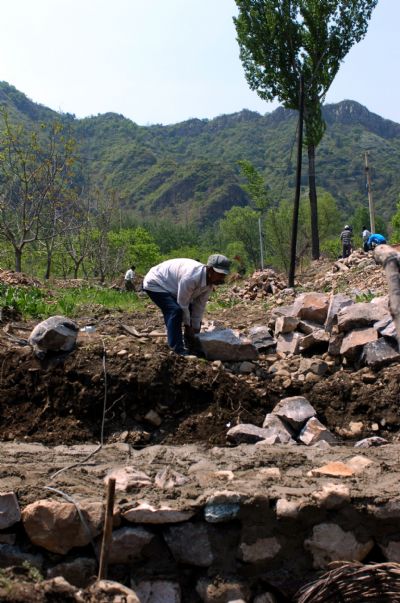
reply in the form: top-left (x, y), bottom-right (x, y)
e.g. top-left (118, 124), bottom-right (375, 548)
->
top-left (355, 291), bottom-right (375, 303)
top-left (391, 199), bottom-right (400, 242)
top-left (21, 561), bottom-right (43, 583)
top-left (219, 206), bottom-right (261, 268)
top-left (0, 285), bottom-right (48, 318)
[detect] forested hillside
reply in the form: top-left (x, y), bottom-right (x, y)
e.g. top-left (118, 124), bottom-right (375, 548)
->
top-left (1, 81), bottom-right (399, 226)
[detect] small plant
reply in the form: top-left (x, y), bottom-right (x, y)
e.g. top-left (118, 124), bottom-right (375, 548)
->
top-left (355, 291), bottom-right (375, 303)
top-left (22, 561), bottom-right (43, 583)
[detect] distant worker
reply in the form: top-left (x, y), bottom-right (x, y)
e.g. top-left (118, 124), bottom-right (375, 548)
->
top-left (124, 265), bottom-right (136, 291)
top-left (143, 254), bottom-right (231, 356)
top-left (340, 225), bottom-right (353, 258)
top-left (367, 233), bottom-right (386, 250)
top-left (362, 225), bottom-right (371, 252)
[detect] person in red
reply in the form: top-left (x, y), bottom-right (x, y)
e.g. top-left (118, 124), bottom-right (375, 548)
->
top-left (143, 254), bottom-right (231, 356)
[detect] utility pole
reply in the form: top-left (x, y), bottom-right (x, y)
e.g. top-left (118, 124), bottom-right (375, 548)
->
top-left (258, 214), bottom-right (264, 270)
top-left (288, 75), bottom-right (304, 288)
top-left (364, 151), bottom-right (376, 233)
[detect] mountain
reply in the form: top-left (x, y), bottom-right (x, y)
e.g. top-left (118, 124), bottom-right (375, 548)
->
top-left (0, 81), bottom-right (399, 226)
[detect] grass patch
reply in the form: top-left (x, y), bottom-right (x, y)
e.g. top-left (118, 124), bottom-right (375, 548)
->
top-left (0, 284), bottom-right (149, 319)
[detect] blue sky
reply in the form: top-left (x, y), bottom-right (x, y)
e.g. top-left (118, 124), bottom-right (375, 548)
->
top-left (1, 0), bottom-right (398, 125)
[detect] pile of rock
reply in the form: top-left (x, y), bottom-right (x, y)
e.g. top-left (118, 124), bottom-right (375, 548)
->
top-left (230, 269), bottom-right (288, 301)
top-left (227, 395), bottom-right (336, 447)
top-left (255, 291), bottom-right (399, 370)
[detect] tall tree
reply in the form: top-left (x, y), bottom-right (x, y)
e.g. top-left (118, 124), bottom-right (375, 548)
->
top-left (0, 109), bottom-right (77, 272)
top-left (234, 0), bottom-right (378, 260)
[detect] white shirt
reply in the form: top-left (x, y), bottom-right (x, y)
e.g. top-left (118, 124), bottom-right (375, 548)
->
top-left (125, 269), bottom-right (135, 281)
top-left (362, 229), bottom-right (371, 242)
top-left (143, 258), bottom-right (211, 329)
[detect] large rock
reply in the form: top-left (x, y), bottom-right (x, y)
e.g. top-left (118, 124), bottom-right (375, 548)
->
top-left (292, 293), bottom-right (330, 324)
top-left (22, 499), bottom-right (104, 554)
top-left (272, 396), bottom-right (316, 430)
top-left (337, 303), bottom-right (390, 333)
top-left (123, 501), bottom-right (195, 524)
top-left (261, 414), bottom-right (294, 443)
top-left (164, 523), bottom-right (214, 567)
top-left (325, 294), bottom-right (353, 332)
top-left (133, 580), bottom-right (181, 603)
top-left (109, 527), bottom-right (154, 564)
top-left (276, 331), bottom-right (303, 354)
top-left (298, 329), bottom-right (330, 353)
top-left (340, 327), bottom-right (378, 359)
top-left (361, 338), bottom-right (400, 368)
top-left (0, 492), bottom-right (20, 529)
top-left (0, 544), bottom-right (43, 570)
top-left (197, 330), bottom-right (258, 361)
top-left (28, 315), bottom-right (79, 358)
top-left (47, 557), bottom-right (96, 588)
top-left (299, 417), bottom-right (337, 446)
top-left (274, 316), bottom-right (299, 336)
top-left (247, 326), bottom-right (276, 352)
top-left (227, 424), bottom-right (274, 444)
top-left (305, 523), bottom-right (373, 568)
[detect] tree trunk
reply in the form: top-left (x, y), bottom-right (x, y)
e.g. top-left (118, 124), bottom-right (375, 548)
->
top-left (15, 248), bottom-right (22, 273)
top-left (307, 143), bottom-right (320, 260)
top-left (44, 253), bottom-right (52, 280)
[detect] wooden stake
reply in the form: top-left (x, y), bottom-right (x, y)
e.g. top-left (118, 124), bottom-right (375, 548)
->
top-left (98, 477), bottom-right (116, 580)
top-left (374, 244), bottom-right (400, 350)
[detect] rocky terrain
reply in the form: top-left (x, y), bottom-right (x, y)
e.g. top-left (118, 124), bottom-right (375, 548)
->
top-left (0, 248), bottom-right (399, 602)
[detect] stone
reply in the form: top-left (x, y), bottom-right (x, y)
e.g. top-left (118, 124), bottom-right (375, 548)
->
top-left (325, 294), bottom-right (353, 332)
top-left (133, 580), bottom-right (181, 603)
top-left (355, 436), bottom-right (388, 448)
top-left (305, 523), bottom-right (373, 568)
top-left (297, 319), bottom-right (322, 335)
top-left (238, 361), bottom-right (255, 373)
top-left (196, 577), bottom-right (250, 603)
top-left (274, 316), bottom-right (299, 336)
top-left (105, 467), bottom-right (152, 491)
top-left (312, 484), bottom-right (351, 509)
top-left (380, 541), bottom-right (400, 563)
top-left (261, 413), bottom-right (295, 443)
top-left (89, 580), bottom-right (140, 603)
top-left (276, 331), bottom-right (303, 354)
top-left (272, 396), bottom-right (316, 430)
top-left (292, 292), bottom-right (330, 324)
top-left (164, 523), bottom-right (214, 567)
top-left (299, 329), bottom-right (330, 352)
top-left (299, 358), bottom-right (329, 376)
top-left (340, 327), bottom-right (378, 359)
top-left (374, 317), bottom-right (396, 339)
top-left (227, 424), bottom-right (275, 444)
top-left (109, 527), bottom-right (154, 564)
top-left (240, 537), bottom-right (281, 562)
top-left (204, 502), bottom-right (240, 523)
top-left (42, 577), bottom-right (79, 598)
top-left (22, 500), bottom-right (104, 554)
top-left (254, 594), bottom-right (278, 603)
top-left (0, 492), bottom-right (20, 529)
top-left (361, 338), bottom-right (400, 368)
top-left (337, 302), bottom-right (390, 333)
top-left (368, 500), bottom-right (400, 519)
top-left (0, 544), bottom-right (43, 570)
top-left (197, 329), bottom-right (258, 361)
top-left (247, 326), bottom-right (276, 352)
top-left (328, 332), bottom-right (344, 356)
top-left (310, 462), bottom-right (354, 478)
top-left (299, 417), bottom-right (337, 446)
top-left (345, 455), bottom-right (374, 474)
top-left (276, 499), bottom-right (303, 519)
top-left (123, 501), bottom-right (195, 524)
top-left (28, 315), bottom-right (79, 358)
top-left (47, 557), bottom-right (96, 588)
top-left (144, 410), bottom-right (162, 426)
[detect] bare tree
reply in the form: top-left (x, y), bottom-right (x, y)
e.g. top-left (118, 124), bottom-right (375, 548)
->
top-left (0, 108), bottom-right (77, 272)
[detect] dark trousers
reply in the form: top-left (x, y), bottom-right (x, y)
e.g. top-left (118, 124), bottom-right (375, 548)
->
top-left (144, 290), bottom-right (185, 354)
top-left (125, 280), bottom-right (135, 291)
top-left (342, 244), bottom-right (351, 258)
